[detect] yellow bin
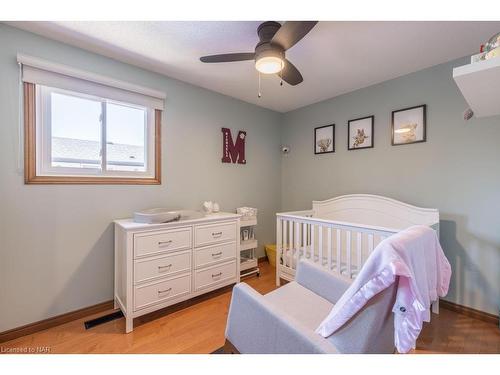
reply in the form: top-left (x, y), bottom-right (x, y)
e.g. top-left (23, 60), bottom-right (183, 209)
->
top-left (265, 244), bottom-right (277, 267)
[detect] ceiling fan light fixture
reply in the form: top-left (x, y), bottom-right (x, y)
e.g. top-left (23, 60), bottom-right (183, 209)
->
top-left (255, 56), bottom-right (284, 74)
top-left (255, 48), bottom-right (284, 74)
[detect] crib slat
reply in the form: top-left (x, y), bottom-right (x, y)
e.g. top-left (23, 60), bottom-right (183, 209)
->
top-left (356, 232), bottom-right (362, 273)
top-left (302, 222), bottom-right (307, 259)
top-left (346, 230), bottom-right (351, 278)
top-left (281, 220), bottom-right (289, 267)
top-left (327, 227), bottom-right (332, 271)
top-left (368, 233), bottom-right (374, 257)
top-left (318, 226), bottom-right (323, 267)
top-left (295, 222), bottom-right (300, 267)
top-left (310, 224), bottom-right (315, 260)
top-left (276, 218), bottom-right (282, 286)
top-left (288, 220), bottom-right (293, 268)
top-left (336, 229), bottom-right (341, 275)
top-left (307, 222), bottom-right (311, 258)
top-left (305, 223), bottom-right (309, 258)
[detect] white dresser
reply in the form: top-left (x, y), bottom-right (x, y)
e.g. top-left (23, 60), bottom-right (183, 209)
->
top-left (114, 212), bottom-right (241, 333)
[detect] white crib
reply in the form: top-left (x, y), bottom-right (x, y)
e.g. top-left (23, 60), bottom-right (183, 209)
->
top-left (276, 194), bottom-right (441, 313)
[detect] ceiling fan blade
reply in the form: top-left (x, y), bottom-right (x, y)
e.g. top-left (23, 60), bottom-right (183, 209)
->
top-left (280, 59), bottom-right (303, 86)
top-left (271, 21), bottom-right (318, 50)
top-left (200, 53), bottom-right (255, 63)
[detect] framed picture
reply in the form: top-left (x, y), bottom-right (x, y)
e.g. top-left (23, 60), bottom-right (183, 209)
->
top-left (348, 115), bottom-right (374, 150)
top-left (391, 105), bottom-right (427, 146)
top-left (314, 124), bottom-right (335, 154)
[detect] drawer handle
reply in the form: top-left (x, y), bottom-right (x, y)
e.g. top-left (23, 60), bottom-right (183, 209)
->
top-left (211, 251), bottom-right (223, 257)
top-left (158, 288), bottom-right (172, 294)
top-left (212, 272), bottom-right (222, 278)
top-left (212, 232), bottom-right (223, 238)
top-left (158, 264), bottom-right (172, 271)
top-left (158, 240), bottom-right (173, 246)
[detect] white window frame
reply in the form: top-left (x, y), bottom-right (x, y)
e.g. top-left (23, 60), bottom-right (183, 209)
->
top-left (35, 85), bottom-right (156, 179)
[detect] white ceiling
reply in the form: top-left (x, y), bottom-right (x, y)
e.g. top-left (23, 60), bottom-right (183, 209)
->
top-left (7, 21), bottom-right (500, 112)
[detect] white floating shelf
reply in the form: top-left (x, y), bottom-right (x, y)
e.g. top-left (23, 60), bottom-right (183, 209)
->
top-left (240, 216), bottom-right (257, 227)
top-left (240, 239), bottom-right (258, 251)
top-left (453, 57), bottom-right (500, 118)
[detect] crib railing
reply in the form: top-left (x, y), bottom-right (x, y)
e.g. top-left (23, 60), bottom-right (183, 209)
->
top-left (276, 211), bottom-right (399, 286)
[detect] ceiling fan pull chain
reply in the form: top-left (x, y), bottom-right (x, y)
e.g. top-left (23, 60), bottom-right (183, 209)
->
top-left (258, 72), bottom-right (262, 98)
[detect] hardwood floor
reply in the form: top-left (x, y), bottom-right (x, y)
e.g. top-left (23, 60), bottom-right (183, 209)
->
top-left (0, 262), bottom-right (498, 354)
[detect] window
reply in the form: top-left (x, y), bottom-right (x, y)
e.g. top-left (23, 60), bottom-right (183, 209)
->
top-left (38, 86), bottom-right (154, 177)
top-left (20, 55), bottom-right (163, 184)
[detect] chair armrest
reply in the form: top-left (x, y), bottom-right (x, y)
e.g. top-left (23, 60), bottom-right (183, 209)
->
top-left (225, 283), bottom-right (337, 354)
top-left (295, 260), bottom-right (351, 304)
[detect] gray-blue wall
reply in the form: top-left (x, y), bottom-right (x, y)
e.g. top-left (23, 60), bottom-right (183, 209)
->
top-left (1, 24), bottom-right (498, 332)
top-left (281, 58), bottom-right (500, 315)
top-left (0, 24), bottom-right (282, 332)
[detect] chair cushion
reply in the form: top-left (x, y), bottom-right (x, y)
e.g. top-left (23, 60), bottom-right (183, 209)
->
top-left (263, 281), bottom-right (333, 331)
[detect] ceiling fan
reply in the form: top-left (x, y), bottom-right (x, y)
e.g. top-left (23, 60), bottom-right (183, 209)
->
top-left (200, 21), bottom-right (318, 86)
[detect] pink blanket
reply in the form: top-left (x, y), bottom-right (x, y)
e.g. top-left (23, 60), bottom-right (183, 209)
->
top-left (315, 225), bottom-right (451, 353)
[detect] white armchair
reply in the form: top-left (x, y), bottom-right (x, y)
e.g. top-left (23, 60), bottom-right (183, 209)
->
top-left (224, 260), bottom-right (397, 354)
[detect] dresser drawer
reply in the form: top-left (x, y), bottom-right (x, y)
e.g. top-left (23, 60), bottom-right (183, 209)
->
top-left (194, 222), bottom-right (237, 248)
top-left (134, 251), bottom-right (191, 284)
top-left (134, 274), bottom-right (191, 311)
top-left (134, 227), bottom-right (192, 258)
top-left (194, 260), bottom-right (236, 292)
top-left (194, 242), bottom-right (236, 269)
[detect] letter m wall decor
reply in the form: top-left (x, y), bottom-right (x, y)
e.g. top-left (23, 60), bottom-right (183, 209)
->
top-left (221, 128), bottom-right (246, 164)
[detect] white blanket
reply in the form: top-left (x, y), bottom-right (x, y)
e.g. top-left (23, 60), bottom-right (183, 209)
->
top-left (315, 225), bottom-right (451, 353)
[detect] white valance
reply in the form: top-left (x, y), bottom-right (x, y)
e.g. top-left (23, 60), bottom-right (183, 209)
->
top-left (17, 54), bottom-right (165, 110)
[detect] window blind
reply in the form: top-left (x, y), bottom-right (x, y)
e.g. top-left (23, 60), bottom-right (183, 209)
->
top-left (17, 54), bottom-right (165, 110)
